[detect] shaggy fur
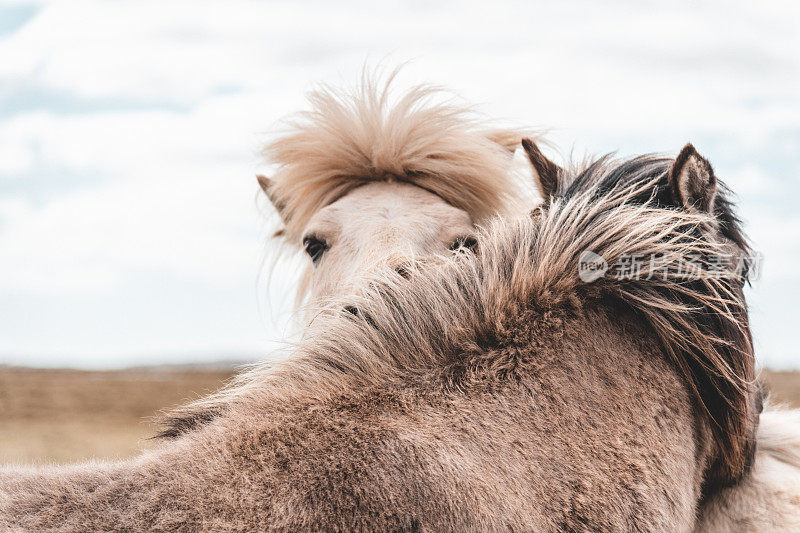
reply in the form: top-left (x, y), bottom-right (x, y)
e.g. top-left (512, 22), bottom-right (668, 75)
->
top-left (698, 402), bottom-right (800, 531)
top-left (260, 71), bottom-right (528, 244)
top-left (557, 153), bottom-right (759, 489)
top-left (162, 155), bottom-right (758, 460)
top-left (0, 153), bottom-right (759, 531)
top-left (259, 73), bottom-right (533, 313)
top-left (523, 141), bottom-right (799, 528)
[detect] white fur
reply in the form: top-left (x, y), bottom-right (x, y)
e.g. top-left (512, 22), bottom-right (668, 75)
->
top-left (260, 72), bottom-right (533, 314)
top-left (698, 403), bottom-right (800, 532)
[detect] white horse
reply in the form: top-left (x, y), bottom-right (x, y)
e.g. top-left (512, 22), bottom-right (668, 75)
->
top-left (256, 75), bottom-right (530, 315)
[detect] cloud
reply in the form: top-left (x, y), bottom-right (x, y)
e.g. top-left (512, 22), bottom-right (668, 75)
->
top-left (0, 0), bottom-right (798, 367)
top-left (0, 2), bottom-right (37, 38)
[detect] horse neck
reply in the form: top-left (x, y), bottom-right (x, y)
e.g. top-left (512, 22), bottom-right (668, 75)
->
top-left (0, 308), bottom-right (717, 530)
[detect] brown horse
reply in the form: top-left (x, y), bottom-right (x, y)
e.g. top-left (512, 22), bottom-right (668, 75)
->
top-left (520, 139), bottom-right (800, 531)
top-left (1, 136), bottom-right (759, 530)
top-left (251, 79), bottom-right (798, 531)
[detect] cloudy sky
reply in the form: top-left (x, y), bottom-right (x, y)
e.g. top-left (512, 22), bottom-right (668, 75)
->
top-left (0, 0), bottom-right (798, 369)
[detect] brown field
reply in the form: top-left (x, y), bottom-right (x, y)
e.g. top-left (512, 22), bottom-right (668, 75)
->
top-left (1, 366), bottom-right (798, 465)
top-left (0, 367), bottom-right (234, 465)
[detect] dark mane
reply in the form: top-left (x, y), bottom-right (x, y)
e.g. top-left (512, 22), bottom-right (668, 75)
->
top-left (562, 154), bottom-right (758, 489)
top-left (566, 155), bottom-right (750, 255)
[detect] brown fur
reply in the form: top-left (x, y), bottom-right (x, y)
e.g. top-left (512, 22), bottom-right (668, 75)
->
top-left (0, 153), bottom-right (758, 531)
top-left (669, 143), bottom-right (717, 213)
top-left (1, 311), bottom-right (705, 532)
top-left (521, 137), bottom-right (562, 197)
top-left (522, 142), bottom-right (759, 489)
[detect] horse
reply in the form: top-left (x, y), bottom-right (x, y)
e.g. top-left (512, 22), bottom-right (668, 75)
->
top-left (156, 76), bottom-right (531, 435)
top-left (520, 139), bottom-right (800, 531)
top-left (249, 77), bottom-right (800, 530)
top-left (255, 74), bottom-right (530, 312)
top-left (1, 138), bottom-right (760, 530)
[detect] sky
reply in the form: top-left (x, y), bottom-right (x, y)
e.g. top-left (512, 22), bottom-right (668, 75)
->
top-left (0, 0), bottom-right (798, 369)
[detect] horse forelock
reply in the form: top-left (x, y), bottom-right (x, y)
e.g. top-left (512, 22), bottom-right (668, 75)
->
top-left (260, 72), bottom-right (530, 243)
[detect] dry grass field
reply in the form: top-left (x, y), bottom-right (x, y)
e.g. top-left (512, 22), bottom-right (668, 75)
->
top-left (761, 369), bottom-right (800, 408)
top-left (0, 367), bottom-right (234, 465)
top-left (0, 366), bottom-right (798, 465)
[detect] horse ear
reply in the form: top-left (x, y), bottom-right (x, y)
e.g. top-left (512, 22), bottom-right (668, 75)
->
top-left (521, 138), bottom-right (561, 198)
top-left (668, 144), bottom-right (717, 212)
top-left (257, 174), bottom-right (288, 223)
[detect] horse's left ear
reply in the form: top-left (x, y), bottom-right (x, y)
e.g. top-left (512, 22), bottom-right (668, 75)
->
top-left (668, 144), bottom-right (717, 212)
top-left (521, 138), bottom-right (561, 198)
top-left (257, 174), bottom-right (289, 223)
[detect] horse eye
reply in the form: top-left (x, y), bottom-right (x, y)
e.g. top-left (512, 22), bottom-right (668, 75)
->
top-left (303, 236), bottom-right (328, 264)
top-left (450, 236), bottom-right (478, 253)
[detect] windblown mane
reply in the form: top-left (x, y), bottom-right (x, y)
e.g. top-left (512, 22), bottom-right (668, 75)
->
top-left (261, 73), bottom-right (528, 242)
top-left (161, 154), bottom-right (756, 487)
top-left (556, 155), bottom-right (758, 488)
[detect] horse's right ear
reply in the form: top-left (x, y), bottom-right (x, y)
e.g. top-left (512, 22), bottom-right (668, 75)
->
top-left (257, 174), bottom-right (288, 223)
top-left (668, 144), bottom-right (717, 213)
top-left (521, 138), bottom-right (561, 198)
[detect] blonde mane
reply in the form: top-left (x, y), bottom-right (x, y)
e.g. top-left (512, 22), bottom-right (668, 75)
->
top-left (261, 72), bottom-right (529, 243)
top-left (163, 154), bottom-right (756, 488)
